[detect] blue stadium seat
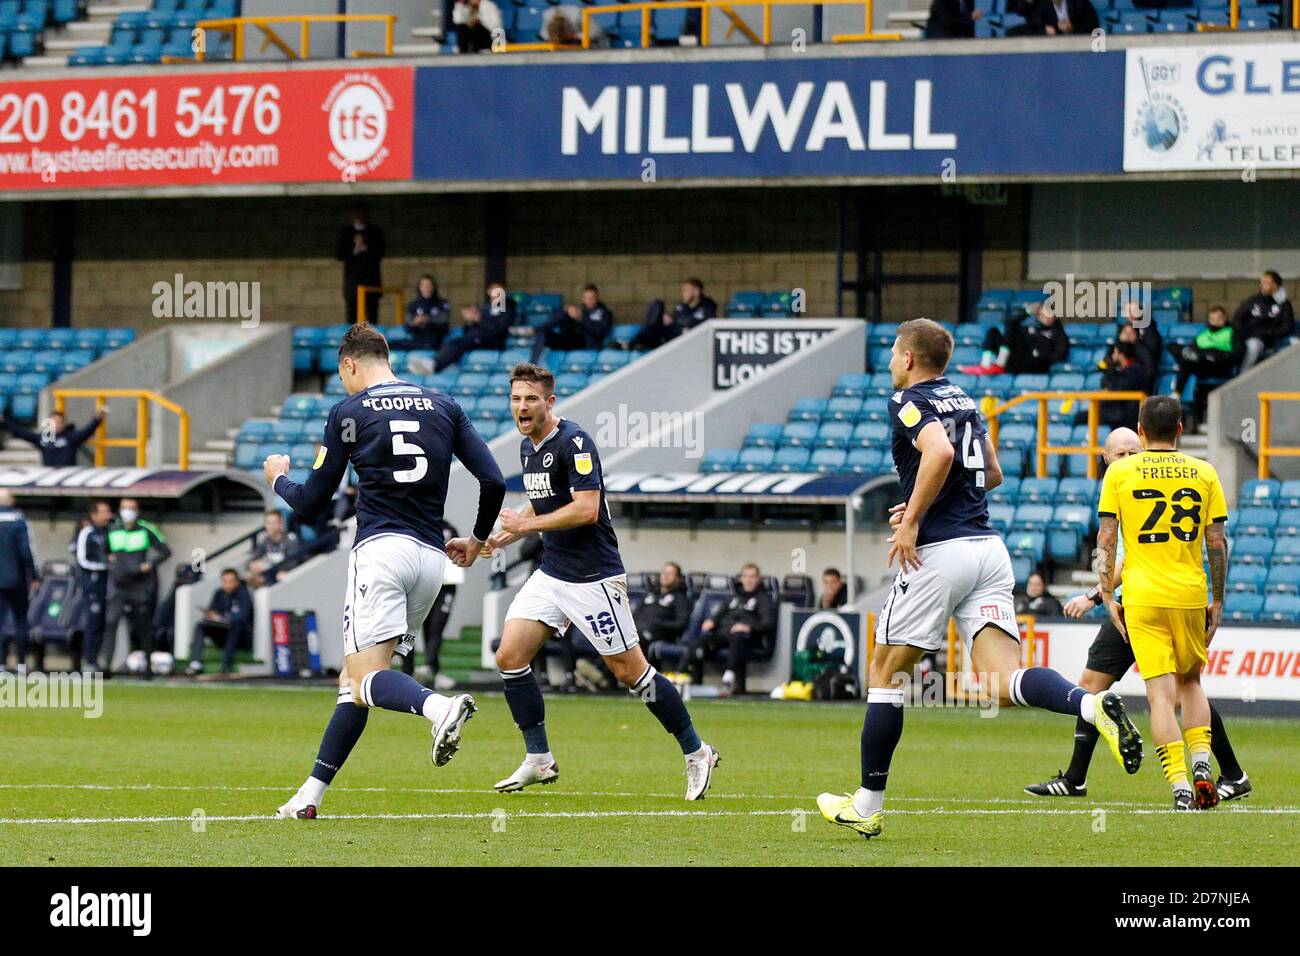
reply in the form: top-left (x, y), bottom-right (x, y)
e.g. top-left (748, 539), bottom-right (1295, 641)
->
top-left (1224, 593), bottom-right (1263, 622)
top-left (1261, 594), bottom-right (1300, 622)
top-left (1053, 503), bottom-right (1094, 534)
top-left (1277, 511), bottom-right (1300, 537)
top-left (816, 422), bottom-right (853, 449)
top-left (1265, 565), bottom-right (1300, 595)
top-left (988, 503), bottom-right (1015, 535)
top-left (824, 397), bottom-right (863, 421)
top-left (1235, 507), bottom-right (1279, 536)
top-left (1019, 477), bottom-right (1058, 504)
top-left (851, 421), bottom-right (889, 446)
top-left (954, 323), bottom-right (984, 347)
top-left (1233, 536), bottom-right (1274, 562)
top-left (738, 447), bottom-right (775, 472)
top-left (773, 447), bottom-right (810, 473)
top-left (1056, 477), bottom-right (1098, 505)
top-left (1000, 424), bottom-right (1036, 450)
top-left (744, 422), bottom-right (784, 447)
top-left (1276, 538), bottom-right (1300, 564)
top-left (595, 349), bottom-right (632, 373)
top-left (462, 350), bottom-right (500, 373)
top-left (1014, 503), bottom-right (1054, 531)
top-left (788, 398), bottom-right (828, 422)
top-left (846, 448), bottom-right (883, 475)
top-left (1007, 531), bottom-right (1046, 560)
top-left (832, 373), bottom-right (870, 398)
top-left (1228, 564), bottom-right (1267, 594)
top-left (1048, 528), bottom-right (1080, 561)
top-left (555, 374), bottom-right (589, 397)
top-left (988, 476), bottom-right (1020, 504)
top-left (810, 448), bottom-right (847, 474)
top-left (781, 422), bottom-right (818, 447)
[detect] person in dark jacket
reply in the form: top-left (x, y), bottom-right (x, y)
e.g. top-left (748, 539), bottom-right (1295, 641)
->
top-left (971, 302), bottom-right (1071, 375)
top-left (399, 274), bottom-right (452, 352)
top-left (334, 203), bottom-right (386, 325)
top-left (0, 490), bottom-right (39, 673)
top-left (635, 562), bottom-right (693, 666)
top-left (682, 563), bottom-right (776, 696)
top-left (1168, 305), bottom-right (1244, 419)
top-left (529, 284), bottom-right (614, 362)
top-left (73, 500), bottom-right (113, 671)
top-left (435, 281), bottom-right (516, 372)
top-left (1016, 571), bottom-right (1064, 618)
top-left (1037, 0), bottom-right (1100, 34)
top-left (1233, 271), bottom-right (1296, 371)
top-left (246, 510), bottom-right (301, 588)
top-left (1119, 300), bottom-right (1164, 395)
top-left (925, 0), bottom-right (980, 37)
top-left (186, 568), bottom-right (254, 676)
top-left (1098, 340), bottom-right (1149, 430)
top-left (3, 408), bottom-right (107, 467)
top-left (630, 279), bottom-right (718, 351)
top-left (101, 498), bottom-right (171, 677)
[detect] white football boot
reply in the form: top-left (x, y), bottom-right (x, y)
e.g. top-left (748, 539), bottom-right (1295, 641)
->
top-left (274, 788), bottom-right (318, 820)
top-left (684, 744), bottom-right (720, 801)
top-left (431, 694), bottom-right (477, 767)
top-left (494, 756), bottom-right (560, 792)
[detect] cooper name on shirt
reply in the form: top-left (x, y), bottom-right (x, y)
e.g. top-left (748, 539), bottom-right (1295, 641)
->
top-left (361, 395), bottom-right (439, 412)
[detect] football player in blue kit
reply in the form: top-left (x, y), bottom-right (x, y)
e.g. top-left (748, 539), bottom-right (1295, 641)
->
top-left (267, 325), bottom-right (506, 819)
top-left (817, 319), bottom-right (1142, 840)
top-left (481, 363), bottom-right (720, 800)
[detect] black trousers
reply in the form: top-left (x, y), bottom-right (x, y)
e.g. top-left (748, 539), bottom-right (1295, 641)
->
top-left (191, 619), bottom-right (247, 674)
top-left (683, 626), bottom-right (754, 691)
top-left (101, 584), bottom-right (157, 671)
top-left (0, 585), bottom-right (30, 668)
top-left (344, 285), bottom-right (381, 325)
top-left (529, 319), bottom-right (593, 363)
top-left (455, 22), bottom-right (493, 52)
top-left (80, 580), bottom-right (108, 669)
top-left (980, 317), bottom-right (1052, 374)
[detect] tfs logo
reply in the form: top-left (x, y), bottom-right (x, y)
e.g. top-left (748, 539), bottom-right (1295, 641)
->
top-left (323, 72), bottom-right (395, 175)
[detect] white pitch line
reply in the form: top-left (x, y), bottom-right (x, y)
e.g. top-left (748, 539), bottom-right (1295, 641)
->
top-left (0, 806), bottom-right (1295, 826)
top-left (0, 783), bottom-right (1220, 809)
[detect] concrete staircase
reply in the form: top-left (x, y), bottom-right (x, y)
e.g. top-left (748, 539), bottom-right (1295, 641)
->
top-left (21, 0), bottom-right (148, 70)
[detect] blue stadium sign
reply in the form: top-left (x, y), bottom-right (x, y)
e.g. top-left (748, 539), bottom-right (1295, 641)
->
top-left (505, 470), bottom-right (877, 502)
top-left (414, 52), bottom-right (1123, 182)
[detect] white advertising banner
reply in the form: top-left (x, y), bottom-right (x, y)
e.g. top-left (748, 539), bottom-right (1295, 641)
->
top-left (1124, 45), bottom-right (1300, 172)
top-left (1028, 621), bottom-right (1300, 703)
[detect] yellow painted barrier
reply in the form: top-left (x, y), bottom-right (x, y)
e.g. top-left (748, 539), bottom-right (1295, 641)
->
top-left (983, 391), bottom-right (1147, 480)
top-left (53, 388), bottom-right (191, 471)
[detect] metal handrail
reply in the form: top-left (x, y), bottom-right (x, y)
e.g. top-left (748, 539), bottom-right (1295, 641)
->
top-left (168, 14), bottom-right (397, 63)
top-left (355, 285), bottom-right (406, 327)
top-left (983, 390), bottom-right (1147, 480)
top-left (1257, 392), bottom-right (1300, 479)
top-left (52, 388), bottom-right (191, 471)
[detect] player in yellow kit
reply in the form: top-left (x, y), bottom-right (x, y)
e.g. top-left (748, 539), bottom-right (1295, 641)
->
top-left (1096, 396), bottom-right (1229, 811)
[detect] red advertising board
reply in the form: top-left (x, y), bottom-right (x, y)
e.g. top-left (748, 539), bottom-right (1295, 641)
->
top-left (0, 66), bottom-right (412, 190)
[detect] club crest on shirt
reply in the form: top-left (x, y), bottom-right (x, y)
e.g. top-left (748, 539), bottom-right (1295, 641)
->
top-left (543, 452), bottom-right (554, 468)
top-left (898, 401), bottom-right (922, 428)
top-left (574, 452), bottom-right (593, 476)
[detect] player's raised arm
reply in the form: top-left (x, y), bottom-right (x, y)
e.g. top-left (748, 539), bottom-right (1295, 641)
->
top-left (268, 408), bottom-right (349, 520)
top-left (889, 419), bottom-right (954, 572)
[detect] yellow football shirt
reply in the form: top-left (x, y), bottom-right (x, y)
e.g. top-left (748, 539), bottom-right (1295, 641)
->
top-left (1097, 449), bottom-right (1228, 608)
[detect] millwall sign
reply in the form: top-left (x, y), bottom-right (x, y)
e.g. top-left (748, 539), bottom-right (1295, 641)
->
top-left (412, 52), bottom-right (1121, 182)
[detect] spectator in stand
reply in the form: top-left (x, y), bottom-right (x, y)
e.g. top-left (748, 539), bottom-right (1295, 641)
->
top-left (1016, 571), bottom-right (1064, 618)
top-left (2, 407), bottom-right (107, 466)
top-left (529, 284), bottom-right (614, 362)
top-left (452, 0), bottom-right (502, 52)
top-left (635, 561), bottom-right (692, 667)
top-left (246, 510), bottom-right (301, 589)
top-left (1097, 340), bottom-right (1148, 430)
top-left (435, 281), bottom-right (515, 372)
top-left (74, 500), bottom-right (113, 672)
top-left (1003, 0), bottom-right (1045, 33)
top-left (0, 490), bottom-right (39, 675)
top-left (819, 568), bottom-right (848, 609)
top-left (682, 563), bottom-right (776, 696)
top-left (1037, 0), bottom-right (1100, 33)
top-left (925, 0), bottom-right (980, 37)
top-left (542, 4), bottom-right (607, 46)
top-left (101, 498), bottom-right (170, 678)
top-left (334, 203), bottom-right (386, 325)
top-left (186, 568), bottom-right (254, 676)
top-left (1233, 270), bottom-right (1295, 371)
top-left (399, 275), bottom-right (452, 352)
top-left (1167, 305), bottom-right (1244, 420)
top-left (966, 301), bottom-right (1070, 375)
top-left (630, 278), bottom-right (717, 351)
top-left (1119, 300), bottom-right (1163, 395)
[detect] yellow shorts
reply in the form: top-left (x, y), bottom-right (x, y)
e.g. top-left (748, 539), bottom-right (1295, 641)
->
top-left (1124, 605), bottom-right (1208, 680)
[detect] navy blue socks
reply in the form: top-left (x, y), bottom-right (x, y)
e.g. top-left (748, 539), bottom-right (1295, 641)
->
top-left (1009, 667), bottom-right (1089, 717)
top-left (632, 665), bottom-right (703, 754)
top-left (501, 665), bottom-right (550, 753)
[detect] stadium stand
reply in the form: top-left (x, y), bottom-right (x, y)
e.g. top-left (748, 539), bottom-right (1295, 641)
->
top-left (0, 327), bottom-right (134, 422)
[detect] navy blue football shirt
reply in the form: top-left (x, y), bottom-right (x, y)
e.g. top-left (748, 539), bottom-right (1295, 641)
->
top-left (274, 380), bottom-right (505, 551)
top-left (889, 376), bottom-right (996, 547)
top-left (519, 417), bottom-right (624, 583)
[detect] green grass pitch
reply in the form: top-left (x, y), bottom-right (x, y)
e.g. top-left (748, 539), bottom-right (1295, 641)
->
top-left (2, 682), bottom-right (1296, 866)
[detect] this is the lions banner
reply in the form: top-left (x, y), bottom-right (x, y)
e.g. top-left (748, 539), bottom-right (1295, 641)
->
top-left (1124, 44), bottom-right (1300, 171)
top-left (712, 325), bottom-right (836, 390)
top-left (0, 67), bottom-right (413, 190)
top-left (414, 52), bottom-right (1122, 181)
